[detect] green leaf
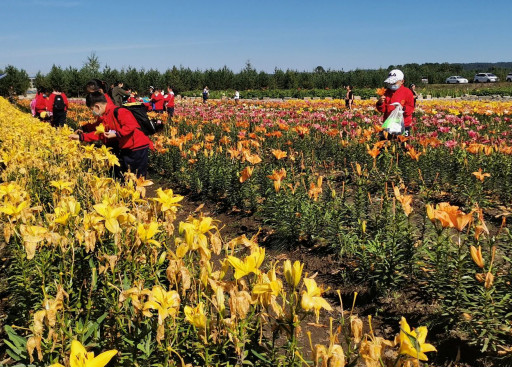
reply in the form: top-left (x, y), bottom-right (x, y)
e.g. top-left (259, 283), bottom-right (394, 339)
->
top-left (6, 348), bottom-right (22, 361)
top-left (5, 325), bottom-right (27, 348)
top-left (251, 350), bottom-right (271, 363)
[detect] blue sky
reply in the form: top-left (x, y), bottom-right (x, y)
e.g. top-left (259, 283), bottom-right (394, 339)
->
top-left (1, 0), bottom-right (511, 75)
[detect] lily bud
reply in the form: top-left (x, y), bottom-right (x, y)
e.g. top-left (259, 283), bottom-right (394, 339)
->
top-left (470, 245), bottom-right (484, 268)
top-left (350, 315), bottom-right (363, 344)
top-left (484, 272), bottom-right (494, 289)
top-left (284, 260), bottom-right (304, 288)
top-left (426, 204), bottom-right (435, 224)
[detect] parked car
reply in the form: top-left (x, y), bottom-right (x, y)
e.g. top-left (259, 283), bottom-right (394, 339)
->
top-left (507, 73), bottom-right (512, 82)
top-left (445, 76), bottom-right (468, 84)
top-left (421, 76), bottom-right (429, 84)
top-left (474, 73), bottom-right (499, 83)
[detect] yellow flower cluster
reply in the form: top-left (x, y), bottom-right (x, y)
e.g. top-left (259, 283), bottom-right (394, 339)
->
top-left (2, 97), bottom-right (438, 366)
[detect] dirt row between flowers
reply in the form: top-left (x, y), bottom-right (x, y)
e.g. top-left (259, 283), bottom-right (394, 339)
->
top-left (0, 174), bottom-right (502, 366)
top-left (148, 177), bottom-right (496, 367)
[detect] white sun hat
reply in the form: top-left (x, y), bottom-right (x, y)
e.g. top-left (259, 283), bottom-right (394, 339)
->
top-left (384, 69), bottom-right (405, 84)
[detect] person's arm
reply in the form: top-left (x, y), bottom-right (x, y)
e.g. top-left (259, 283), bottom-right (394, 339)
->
top-left (47, 94), bottom-right (55, 113)
top-left (62, 93), bottom-right (69, 110)
top-left (403, 91), bottom-right (415, 119)
top-left (120, 88), bottom-right (130, 97)
top-left (115, 108), bottom-right (141, 137)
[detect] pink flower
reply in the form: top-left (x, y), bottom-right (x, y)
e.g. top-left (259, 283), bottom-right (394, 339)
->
top-left (445, 140), bottom-right (457, 150)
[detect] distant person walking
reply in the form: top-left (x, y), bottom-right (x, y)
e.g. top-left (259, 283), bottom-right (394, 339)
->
top-left (112, 81), bottom-right (130, 107)
top-left (410, 84), bottom-right (418, 106)
top-left (151, 87), bottom-right (165, 113)
top-left (345, 85), bottom-right (354, 110)
top-left (234, 90), bottom-right (240, 104)
top-left (165, 86), bottom-right (175, 117)
top-left (8, 86), bottom-right (16, 104)
top-left (34, 87), bottom-right (48, 120)
top-left (47, 86), bottom-right (69, 127)
top-left (202, 86), bottom-right (209, 104)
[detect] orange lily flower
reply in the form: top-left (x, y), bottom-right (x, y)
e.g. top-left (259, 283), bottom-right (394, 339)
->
top-left (308, 176), bottom-right (323, 201)
top-left (376, 87), bottom-right (386, 96)
top-left (406, 146), bottom-right (422, 161)
top-left (271, 149), bottom-right (287, 160)
top-left (472, 168), bottom-right (490, 182)
top-left (367, 145), bottom-right (380, 159)
top-left (267, 168), bottom-right (287, 192)
top-left (393, 186), bottom-right (413, 216)
top-left (240, 166), bottom-right (254, 183)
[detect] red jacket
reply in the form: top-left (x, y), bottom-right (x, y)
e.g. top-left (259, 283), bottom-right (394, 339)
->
top-left (105, 94), bottom-right (115, 106)
top-left (151, 93), bottom-right (165, 110)
top-left (47, 92), bottom-right (69, 113)
top-left (81, 93), bottom-right (116, 133)
top-left (127, 96), bottom-right (138, 103)
top-left (376, 86), bottom-right (415, 127)
top-left (81, 104), bottom-right (151, 150)
top-left (165, 93), bottom-right (175, 108)
top-left (35, 93), bottom-right (47, 113)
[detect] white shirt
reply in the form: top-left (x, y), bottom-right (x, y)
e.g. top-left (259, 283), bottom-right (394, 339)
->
top-left (234, 91), bottom-right (239, 99)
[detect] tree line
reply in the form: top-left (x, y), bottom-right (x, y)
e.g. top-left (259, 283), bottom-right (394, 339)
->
top-left (2, 57), bottom-right (511, 98)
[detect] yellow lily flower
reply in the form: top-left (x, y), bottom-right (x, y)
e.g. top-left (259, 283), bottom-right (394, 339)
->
top-left (301, 277), bottom-right (332, 323)
top-left (178, 216), bottom-right (218, 260)
top-left (142, 285), bottom-right (181, 324)
top-left (283, 259), bottom-right (303, 288)
top-left (83, 212), bottom-right (104, 232)
top-left (50, 339), bottom-right (117, 367)
top-left (94, 124), bottom-right (105, 135)
top-left (137, 222), bottom-right (160, 247)
top-left (50, 180), bottom-right (74, 194)
top-left (0, 200), bottom-right (29, 221)
top-left (399, 317), bottom-right (437, 361)
top-left (53, 207), bottom-right (70, 225)
top-left (20, 225), bottom-right (48, 260)
top-left (252, 262), bottom-right (283, 312)
top-left (93, 203), bottom-right (129, 233)
top-left (227, 246), bottom-right (265, 280)
top-left (152, 188), bottom-right (184, 213)
top-left (184, 302), bottom-right (207, 329)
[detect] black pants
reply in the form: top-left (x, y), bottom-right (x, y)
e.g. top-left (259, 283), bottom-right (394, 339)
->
top-left (120, 147), bottom-right (149, 178)
top-left (167, 107), bottom-right (174, 117)
top-left (52, 111), bottom-right (67, 127)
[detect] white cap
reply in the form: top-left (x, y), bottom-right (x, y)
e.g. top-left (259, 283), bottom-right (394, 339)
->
top-left (384, 69), bottom-right (404, 84)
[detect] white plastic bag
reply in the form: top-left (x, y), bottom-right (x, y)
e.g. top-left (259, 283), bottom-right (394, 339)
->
top-left (382, 103), bottom-right (404, 135)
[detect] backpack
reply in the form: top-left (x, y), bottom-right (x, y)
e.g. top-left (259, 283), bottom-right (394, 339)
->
top-left (53, 95), bottom-right (65, 111)
top-left (113, 103), bottom-right (163, 136)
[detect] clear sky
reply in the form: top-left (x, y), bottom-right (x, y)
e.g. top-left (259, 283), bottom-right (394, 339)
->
top-left (1, 0), bottom-right (511, 75)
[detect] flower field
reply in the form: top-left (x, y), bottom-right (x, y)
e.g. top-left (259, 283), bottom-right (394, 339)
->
top-left (3, 97), bottom-right (512, 366)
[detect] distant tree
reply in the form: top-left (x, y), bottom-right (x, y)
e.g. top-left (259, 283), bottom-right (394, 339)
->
top-left (82, 51), bottom-right (101, 78)
top-left (46, 65), bottom-right (67, 92)
top-left (34, 71), bottom-right (50, 91)
top-left (314, 66), bottom-right (326, 73)
top-left (0, 65), bottom-right (30, 96)
top-left (64, 67), bottom-right (82, 97)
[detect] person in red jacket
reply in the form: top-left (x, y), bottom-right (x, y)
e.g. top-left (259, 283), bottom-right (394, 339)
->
top-left (376, 69), bottom-right (415, 137)
top-left (151, 88), bottom-right (165, 113)
top-left (68, 92), bottom-right (151, 178)
top-left (34, 87), bottom-right (49, 120)
top-left (164, 86), bottom-right (175, 118)
top-left (127, 91), bottom-right (138, 103)
top-left (80, 79), bottom-right (115, 134)
top-left (47, 86), bottom-right (69, 127)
